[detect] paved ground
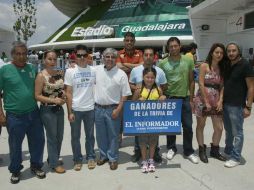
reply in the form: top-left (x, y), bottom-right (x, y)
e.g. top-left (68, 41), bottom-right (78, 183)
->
top-left (0, 105), bottom-right (254, 190)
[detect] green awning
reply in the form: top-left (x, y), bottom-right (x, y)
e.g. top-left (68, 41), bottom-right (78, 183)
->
top-left (45, 0), bottom-right (192, 43)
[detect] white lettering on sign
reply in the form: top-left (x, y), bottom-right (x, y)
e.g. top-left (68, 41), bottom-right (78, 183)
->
top-left (134, 121), bottom-right (180, 127)
top-left (130, 102), bottom-right (176, 111)
top-left (71, 25), bottom-right (114, 37)
top-left (121, 23), bottom-right (186, 33)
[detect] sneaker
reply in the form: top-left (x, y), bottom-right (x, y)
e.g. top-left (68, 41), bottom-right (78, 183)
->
top-left (73, 163), bottom-right (82, 171)
top-left (141, 160), bottom-right (148, 173)
top-left (10, 172), bottom-right (20, 184)
top-left (166, 149), bottom-right (176, 160)
top-left (224, 159), bottom-right (240, 168)
top-left (187, 154), bottom-right (199, 164)
top-left (87, 160), bottom-right (96, 170)
top-left (30, 167), bottom-right (46, 179)
top-left (148, 159), bottom-right (155, 172)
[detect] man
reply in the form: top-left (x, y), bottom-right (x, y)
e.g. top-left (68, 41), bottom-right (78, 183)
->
top-left (28, 50), bottom-right (39, 71)
top-left (0, 41), bottom-right (45, 184)
top-left (58, 49), bottom-right (66, 71)
top-left (116, 32), bottom-right (143, 150)
top-left (158, 37), bottom-right (199, 164)
top-left (129, 47), bottom-right (167, 163)
top-left (93, 49), bottom-right (101, 65)
top-left (223, 42), bottom-right (254, 168)
top-left (185, 42), bottom-right (198, 62)
top-left (65, 44), bottom-right (96, 171)
top-left (95, 48), bottom-right (131, 170)
top-left (116, 32), bottom-right (144, 76)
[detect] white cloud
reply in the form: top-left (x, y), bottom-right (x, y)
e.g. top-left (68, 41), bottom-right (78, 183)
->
top-left (0, 0), bottom-right (69, 45)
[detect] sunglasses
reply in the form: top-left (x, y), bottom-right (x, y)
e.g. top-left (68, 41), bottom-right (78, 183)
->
top-left (76, 53), bottom-right (88, 58)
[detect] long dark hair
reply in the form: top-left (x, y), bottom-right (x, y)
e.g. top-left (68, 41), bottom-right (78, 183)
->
top-left (141, 67), bottom-right (159, 98)
top-left (206, 43), bottom-right (228, 77)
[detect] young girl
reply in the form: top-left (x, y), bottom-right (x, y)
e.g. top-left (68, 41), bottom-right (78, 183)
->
top-left (132, 67), bottom-right (166, 173)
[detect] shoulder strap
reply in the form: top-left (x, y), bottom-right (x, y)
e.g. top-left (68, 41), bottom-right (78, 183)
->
top-left (146, 88), bottom-right (153, 100)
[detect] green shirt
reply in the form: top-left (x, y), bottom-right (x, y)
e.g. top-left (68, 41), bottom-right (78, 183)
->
top-left (158, 55), bottom-right (194, 97)
top-left (0, 63), bottom-right (37, 114)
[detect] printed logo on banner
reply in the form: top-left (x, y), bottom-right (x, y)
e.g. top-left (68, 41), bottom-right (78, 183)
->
top-left (123, 99), bottom-right (182, 135)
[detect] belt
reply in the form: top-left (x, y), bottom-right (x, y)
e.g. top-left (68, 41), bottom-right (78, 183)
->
top-left (166, 96), bottom-right (186, 99)
top-left (41, 103), bottom-right (57, 106)
top-left (95, 103), bottom-right (118, 109)
top-left (204, 83), bottom-right (221, 90)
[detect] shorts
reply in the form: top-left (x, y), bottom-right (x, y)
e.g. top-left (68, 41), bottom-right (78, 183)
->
top-left (139, 134), bottom-right (158, 146)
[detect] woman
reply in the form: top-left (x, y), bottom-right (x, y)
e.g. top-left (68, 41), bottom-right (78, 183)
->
top-left (194, 43), bottom-right (228, 163)
top-left (35, 50), bottom-right (66, 173)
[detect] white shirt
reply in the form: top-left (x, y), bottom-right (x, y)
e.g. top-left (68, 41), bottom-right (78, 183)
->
top-left (64, 65), bottom-right (96, 111)
top-left (94, 65), bottom-right (132, 105)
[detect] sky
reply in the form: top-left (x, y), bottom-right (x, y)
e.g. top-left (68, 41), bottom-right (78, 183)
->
top-left (0, 0), bottom-right (69, 45)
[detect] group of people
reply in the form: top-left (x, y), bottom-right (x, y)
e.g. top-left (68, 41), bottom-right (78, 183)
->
top-left (0, 31), bottom-right (253, 184)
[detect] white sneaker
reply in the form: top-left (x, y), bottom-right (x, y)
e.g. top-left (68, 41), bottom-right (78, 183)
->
top-left (141, 161), bottom-right (149, 173)
top-left (224, 159), bottom-right (240, 168)
top-left (187, 154), bottom-right (199, 164)
top-left (166, 149), bottom-right (176, 160)
top-left (148, 159), bottom-right (155, 172)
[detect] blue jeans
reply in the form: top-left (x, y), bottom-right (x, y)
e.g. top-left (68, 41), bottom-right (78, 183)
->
top-left (40, 105), bottom-right (64, 168)
top-left (6, 108), bottom-right (45, 173)
top-left (95, 105), bottom-right (121, 162)
top-left (223, 104), bottom-right (244, 162)
top-left (70, 110), bottom-right (95, 162)
top-left (166, 96), bottom-right (194, 156)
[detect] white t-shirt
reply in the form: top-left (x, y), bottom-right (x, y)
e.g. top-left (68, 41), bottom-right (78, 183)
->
top-left (64, 65), bottom-right (96, 111)
top-left (94, 65), bottom-right (132, 105)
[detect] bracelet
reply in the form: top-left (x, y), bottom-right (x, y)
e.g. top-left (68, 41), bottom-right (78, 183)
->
top-left (245, 106), bottom-right (252, 111)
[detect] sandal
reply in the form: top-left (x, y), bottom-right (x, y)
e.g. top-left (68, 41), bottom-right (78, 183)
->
top-left (30, 167), bottom-right (46, 179)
